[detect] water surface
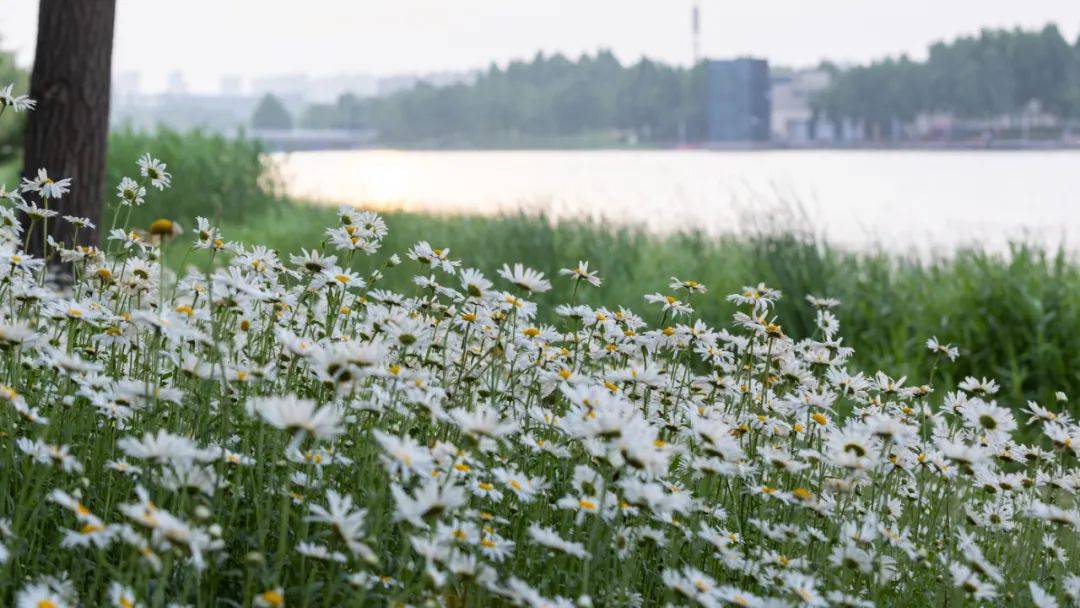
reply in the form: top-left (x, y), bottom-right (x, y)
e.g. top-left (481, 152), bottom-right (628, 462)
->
top-left (277, 149), bottom-right (1079, 253)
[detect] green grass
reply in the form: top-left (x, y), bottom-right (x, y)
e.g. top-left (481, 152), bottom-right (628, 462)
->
top-left (194, 200), bottom-right (1080, 410)
top-left (0, 158), bottom-right (16, 186)
top-left (107, 127), bottom-right (284, 228)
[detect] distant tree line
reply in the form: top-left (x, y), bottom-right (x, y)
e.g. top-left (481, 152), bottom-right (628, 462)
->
top-left (252, 93), bottom-right (294, 130)
top-left (295, 24), bottom-right (1080, 146)
top-left (816, 24), bottom-right (1080, 135)
top-left (302, 51), bottom-right (710, 146)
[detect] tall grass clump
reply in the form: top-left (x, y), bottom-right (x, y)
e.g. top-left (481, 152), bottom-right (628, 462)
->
top-left (107, 126), bottom-right (284, 227)
top-left (1, 85), bottom-right (1079, 607)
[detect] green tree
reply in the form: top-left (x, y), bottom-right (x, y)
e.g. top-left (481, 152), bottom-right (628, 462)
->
top-left (300, 50), bottom-right (711, 147)
top-left (251, 93), bottom-right (293, 130)
top-left (819, 24), bottom-right (1080, 128)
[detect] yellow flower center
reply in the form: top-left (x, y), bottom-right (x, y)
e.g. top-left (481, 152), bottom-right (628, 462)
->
top-left (259, 590), bottom-right (284, 607)
top-left (81, 523), bottom-right (103, 535)
top-left (149, 219), bottom-right (174, 235)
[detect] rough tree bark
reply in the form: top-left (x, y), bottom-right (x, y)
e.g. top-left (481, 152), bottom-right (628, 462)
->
top-left (22, 0), bottom-right (116, 253)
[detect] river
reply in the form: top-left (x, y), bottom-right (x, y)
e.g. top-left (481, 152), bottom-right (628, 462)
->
top-left (276, 149), bottom-right (1079, 253)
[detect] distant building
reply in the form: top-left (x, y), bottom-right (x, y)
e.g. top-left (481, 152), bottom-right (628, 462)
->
top-left (107, 68), bottom-right (477, 135)
top-left (113, 71), bottom-right (142, 99)
top-left (770, 68), bottom-right (830, 143)
top-left (165, 70), bottom-right (189, 96)
top-left (705, 58), bottom-right (770, 143)
top-left (219, 75), bottom-right (244, 97)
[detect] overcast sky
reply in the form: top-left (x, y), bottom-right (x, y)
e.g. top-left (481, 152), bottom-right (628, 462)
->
top-left (2, 1), bottom-right (1080, 93)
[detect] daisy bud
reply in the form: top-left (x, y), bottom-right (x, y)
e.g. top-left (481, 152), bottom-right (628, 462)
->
top-left (149, 218), bottom-right (176, 236)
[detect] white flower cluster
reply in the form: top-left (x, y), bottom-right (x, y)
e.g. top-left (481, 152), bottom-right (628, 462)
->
top-left (0, 83), bottom-right (1078, 607)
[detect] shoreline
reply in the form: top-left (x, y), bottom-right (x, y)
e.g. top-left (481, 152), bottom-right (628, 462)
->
top-left (253, 137), bottom-right (1080, 153)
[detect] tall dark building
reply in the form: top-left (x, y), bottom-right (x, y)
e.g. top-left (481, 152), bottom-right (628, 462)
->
top-left (705, 58), bottom-right (771, 143)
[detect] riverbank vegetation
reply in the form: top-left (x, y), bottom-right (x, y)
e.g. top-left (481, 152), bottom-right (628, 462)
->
top-left (212, 201), bottom-right (1080, 412)
top-left (109, 129), bottom-right (1080, 409)
top-left (5, 129), bottom-right (1080, 411)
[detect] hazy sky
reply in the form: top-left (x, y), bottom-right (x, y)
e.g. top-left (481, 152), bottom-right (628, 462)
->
top-left (2, 1), bottom-right (1080, 93)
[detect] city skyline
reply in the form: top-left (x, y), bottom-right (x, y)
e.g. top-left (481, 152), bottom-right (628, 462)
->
top-left (3, 1), bottom-right (1080, 94)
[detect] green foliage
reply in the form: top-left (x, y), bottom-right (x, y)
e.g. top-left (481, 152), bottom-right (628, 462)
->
top-left (201, 202), bottom-right (1080, 409)
top-left (106, 127), bottom-right (284, 228)
top-left (302, 51), bottom-right (705, 146)
top-left (0, 37), bottom-right (29, 161)
top-left (0, 158), bottom-right (16, 186)
top-left (818, 24), bottom-right (1080, 131)
top-left (251, 93), bottom-right (293, 130)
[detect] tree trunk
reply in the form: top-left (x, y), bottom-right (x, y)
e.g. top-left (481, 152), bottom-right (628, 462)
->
top-left (22, 0), bottom-right (116, 253)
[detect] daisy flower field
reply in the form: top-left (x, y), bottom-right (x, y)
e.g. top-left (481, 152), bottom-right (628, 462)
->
top-left (0, 84), bottom-right (1078, 608)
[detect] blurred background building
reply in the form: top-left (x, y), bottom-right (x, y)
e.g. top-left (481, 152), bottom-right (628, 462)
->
top-left (705, 58), bottom-right (771, 143)
top-left (770, 68), bottom-right (831, 144)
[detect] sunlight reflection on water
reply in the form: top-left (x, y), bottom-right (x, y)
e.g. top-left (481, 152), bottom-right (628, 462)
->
top-left (277, 149), bottom-right (1079, 255)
